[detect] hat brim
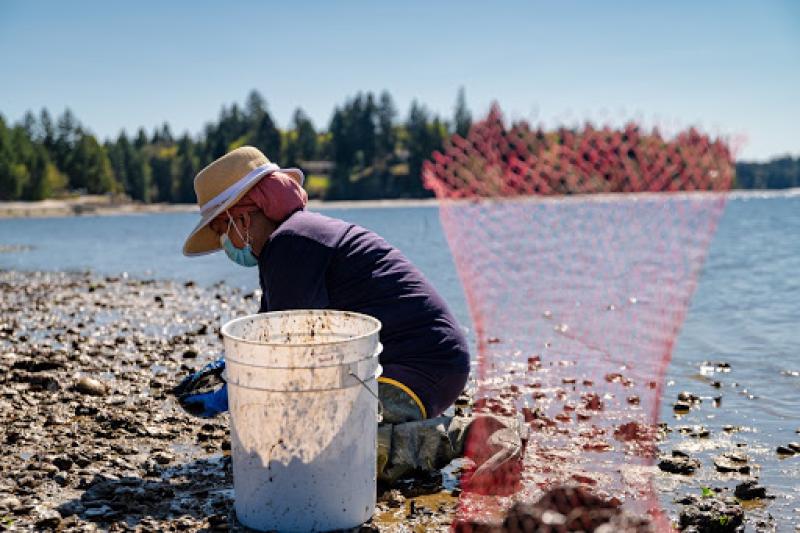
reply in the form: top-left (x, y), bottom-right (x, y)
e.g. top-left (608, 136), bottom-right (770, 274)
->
top-left (182, 167), bottom-right (304, 257)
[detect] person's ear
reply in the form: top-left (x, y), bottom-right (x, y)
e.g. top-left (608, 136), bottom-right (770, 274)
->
top-left (241, 211), bottom-right (252, 230)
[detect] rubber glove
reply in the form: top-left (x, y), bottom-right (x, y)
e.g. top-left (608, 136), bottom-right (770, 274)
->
top-left (172, 358), bottom-right (229, 418)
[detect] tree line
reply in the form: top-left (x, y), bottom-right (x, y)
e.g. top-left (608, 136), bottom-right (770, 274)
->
top-left (0, 89), bottom-right (472, 202)
top-left (735, 157), bottom-right (800, 189)
top-left (0, 89), bottom-right (797, 202)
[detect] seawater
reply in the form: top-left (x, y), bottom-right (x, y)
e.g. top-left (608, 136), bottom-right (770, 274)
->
top-left (1, 193), bottom-right (798, 524)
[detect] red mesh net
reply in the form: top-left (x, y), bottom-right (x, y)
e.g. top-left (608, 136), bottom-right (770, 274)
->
top-left (422, 106), bottom-right (734, 529)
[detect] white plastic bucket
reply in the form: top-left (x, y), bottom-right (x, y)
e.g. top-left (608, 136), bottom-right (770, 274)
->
top-left (221, 310), bottom-right (382, 532)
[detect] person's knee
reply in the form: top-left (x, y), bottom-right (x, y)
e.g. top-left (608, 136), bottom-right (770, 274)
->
top-left (378, 379), bottom-right (425, 424)
top-left (427, 371), bottom-right (469, 418)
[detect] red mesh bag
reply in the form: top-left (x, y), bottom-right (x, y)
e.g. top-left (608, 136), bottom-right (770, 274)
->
top-left (422, 105), bottom-right (734, 528)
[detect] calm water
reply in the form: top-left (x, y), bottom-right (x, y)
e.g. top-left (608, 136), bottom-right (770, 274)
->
top-left (1, 194), bottom-right (798, 524)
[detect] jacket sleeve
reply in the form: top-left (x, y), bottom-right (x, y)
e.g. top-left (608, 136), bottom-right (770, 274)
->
top-left (258, 233), bottom-right (331, 312)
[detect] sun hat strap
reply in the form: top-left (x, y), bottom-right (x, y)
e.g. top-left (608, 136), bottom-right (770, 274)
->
top-left (199, 163), bottom-right (280, 218)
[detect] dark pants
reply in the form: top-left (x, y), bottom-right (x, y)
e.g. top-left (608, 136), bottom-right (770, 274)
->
top-left (379, 363), bottom-right (469, 423)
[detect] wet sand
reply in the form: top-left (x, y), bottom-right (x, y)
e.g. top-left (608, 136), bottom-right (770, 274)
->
top-left (1, 270), bottom-right (795, 531)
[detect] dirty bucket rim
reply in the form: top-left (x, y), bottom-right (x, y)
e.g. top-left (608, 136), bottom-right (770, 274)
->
top-left (221, 309), bottom-right (382, 348)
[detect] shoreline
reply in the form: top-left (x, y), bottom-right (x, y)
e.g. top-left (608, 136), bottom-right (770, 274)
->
top-left (0, 188), bottom-right (797, 219)
top-left (0, 196), bottom-right (441, 219)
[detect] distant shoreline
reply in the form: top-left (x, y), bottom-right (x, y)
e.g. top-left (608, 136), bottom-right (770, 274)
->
top-left (0, 196), bottom-right (441, 219)
top-left (0, 189), bottom-right (797, 219)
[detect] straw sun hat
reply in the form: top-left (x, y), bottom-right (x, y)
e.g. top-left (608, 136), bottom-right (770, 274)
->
top-left (182, 146), bottom-right (304, 257)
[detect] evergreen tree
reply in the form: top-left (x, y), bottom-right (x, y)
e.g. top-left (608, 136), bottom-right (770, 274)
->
top-left (150, 151), bottom-right (174, 202)
top-left (9, 126), bottom-right (34, 198)
top-left (21, 111), bottom-right (37, 139)
top-left (355, 93), bottom-right (377, 166)
top-left (24, 144), bottom-right (66, 200)
top-left (376, 91), bottom-right (397, 161)
top-left (0, 116), bottom-right (15, 199)
top-left (134, 128), bottom-right (148, 150)
top-left (250, 109), bottom-right (281, 160)
top-left (0, 120), bottom-right (29, 200)
top-left (245, 90), bottom-right (267, 121)
top-left (405, 101), bottom-right (443, 197)
top-left (39, 109), bottom-right (55, 152)
top-left (454, 87), bottom-right (472, 138)
top-left (284, 108), bottom-right (318, 167)
top-left (66, 133), bottom-right (117, 194)
top-left (328, 107), bottom-right (353, 199)
top-left (53, 109), bottom-right (80, 180)
top-left (106, 132), bottom-right (130, 194)
top-left (175, 134), bottom-right (199, 203)
top-left (125, 146), bottom-right (151, 202)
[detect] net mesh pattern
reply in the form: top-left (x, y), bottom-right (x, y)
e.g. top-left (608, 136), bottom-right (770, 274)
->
top-left (422, 106), bottom-right (734, 527)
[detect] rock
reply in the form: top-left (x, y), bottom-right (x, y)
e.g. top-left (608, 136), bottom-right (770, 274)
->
top-left (677, 391), bottom-right (700, 403)
top-left (659, 453), bottom-right (700, 475)
top-left (787, 442), bottom-right (800, 452)
top-left (12, 502), bottom-right (35, 515)
top-left (379, 489), bottom-right (406, 508)
top-left (57, 500), bottom-right (83, 517)
top-left (35, 509), bottom-right (62, 529)
top-left (673, 400), bottom-right (692, 413)
top-left (713, 451), bottom-right (750, 474)
top-left (679, 495), bottom-right (743, 532)
top-left (208, 513), bottom-right (229, 530)
top-left (53, 456), bottom-right (73, 471)
top-left (495, 486), bottom-right (653, 532)
top-left (152, 451), bottom-right (173, 465)
top-left (677, 425), bottom-right (711, 438)
top-left (776, 445), bottom-right (796, 455)
top-left (734, 480), bottom-right (769, 500)
top-left (83, 504), bottom-right (114, 519)
top-left (74, 377), bottom-right (107, 397)
top-left (0, 495), bottom-right (20, 510)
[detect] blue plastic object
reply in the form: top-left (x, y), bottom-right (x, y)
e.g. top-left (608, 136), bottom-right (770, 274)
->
top-left (173, 357), bottom-right (229, 418)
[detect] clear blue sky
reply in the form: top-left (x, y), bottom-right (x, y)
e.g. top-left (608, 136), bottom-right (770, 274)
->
top-left (1, 0), bottom-right (797, 161)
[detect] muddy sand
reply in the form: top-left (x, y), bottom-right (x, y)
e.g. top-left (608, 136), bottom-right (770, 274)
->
top-left (0, 270), bottom-right (795, 531)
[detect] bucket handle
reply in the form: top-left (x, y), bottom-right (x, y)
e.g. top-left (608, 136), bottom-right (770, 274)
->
top-left (348, 368), bottom-right (384, 423)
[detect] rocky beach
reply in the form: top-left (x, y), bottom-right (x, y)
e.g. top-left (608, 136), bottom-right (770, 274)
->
top-left (0, 269), bottom-right (797, 531)
top-left (0, 270), bottom-right (470, 531)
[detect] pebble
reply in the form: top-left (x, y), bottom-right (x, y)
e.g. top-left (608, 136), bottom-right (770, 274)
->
top-left (677, 391), bottom-right (700, 403)
top-left (152, 451), bottom-right (174, 465)
top-left (0, 495), bottom-right (21, 510)
top-left (679, 494), bottom-right (743, 532)
top-left (658, 452), bottom-right (700, 475)
top-left (713, 451), bottom-right (751, 474)
top-left (74, 377), bottom-right (107, 397)
top-left (734, 480), bottom-right (769, 500)
top-left (673, 400), bottom-right (692, 413)
top-left (53, 456), bottom-right (73, 471)
top-left (35, 509), bottom-right (62, 529)
top-left (83, 504), bottom-right (114, 518)
top-left (381, 489), bottom-right (406, 508)
top-left (776, 445), bottom-right (797, 455)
